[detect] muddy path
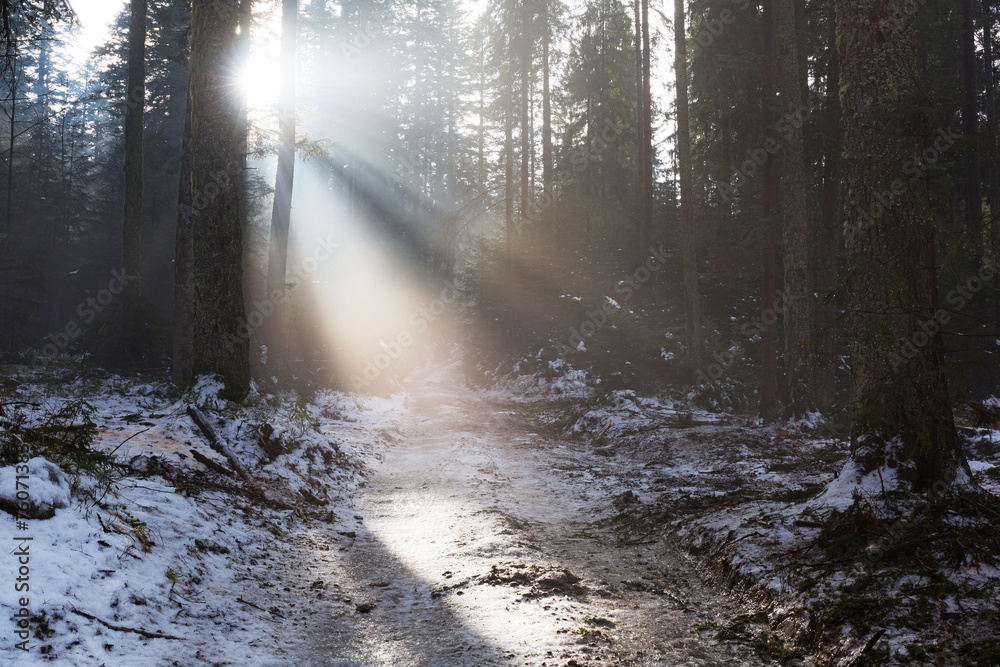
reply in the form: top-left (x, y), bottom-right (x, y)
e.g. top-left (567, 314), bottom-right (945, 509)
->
top-left (293, 362), bottom-right (762, 666)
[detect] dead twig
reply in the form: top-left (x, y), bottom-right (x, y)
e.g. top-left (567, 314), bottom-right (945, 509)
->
top-left (70, 608), bottom-right (184, 640)
top-left (236, 596), bottom-right (266, 612)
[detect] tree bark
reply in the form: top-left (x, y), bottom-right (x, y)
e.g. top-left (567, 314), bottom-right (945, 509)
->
top-left (962, 0), bottom-right (982, 227)
top-left (775, 0), bottom-right (812, 416)
top-left (760, 0), bottom-right (778, 423)
top-left (176, 0), bottom-right (250, 397)
top-left (505, 43), bottom-right (514, 280)
top-left (633, 0), bottom-right (644, 248)
top-left (266, 0), bottom-right (296, 374)
top-left (542, 0), bottom-right (552, 196)
top-left (172, 83), bottom-right (194, 386)
top-left (674, 0), bottom-right (701, 382)
top-left (983, 0), bottom-right (999, 216)
top-left (816, 19), bottom-right (841, 414)
top-left (835, 0), bottom-right (965, 489)
top-left (520, 1), bottom-right (531, 232)
top-left (640, 0), bottom-right (653, 256)
top-left (122, 0), bottom-right (146, 332)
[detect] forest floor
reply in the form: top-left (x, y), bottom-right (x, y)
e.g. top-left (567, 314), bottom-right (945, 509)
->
top-left (2, 356), bottom-right (999, 666)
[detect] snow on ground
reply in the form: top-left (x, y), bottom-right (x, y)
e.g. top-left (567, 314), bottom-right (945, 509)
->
top-left (1, 367), bottom-right (390, 666)
top-left (549, 388), bottom-right (1000, 665)
top-left (3, 361), bottom-right (999, 666)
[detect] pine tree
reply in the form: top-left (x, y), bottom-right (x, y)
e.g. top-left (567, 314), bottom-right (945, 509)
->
top-left (836, 0), bottom-right (966, 489)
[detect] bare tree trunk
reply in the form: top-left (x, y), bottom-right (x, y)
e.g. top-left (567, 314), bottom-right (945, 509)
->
top-left (835, 0), bottom-right (965, 490)
top-left (172, 83), bottom-right (194, 386)
top-left (266, 0), bottom-right (297, 374)
top-left (122, 0), bottom-right (146, 334)
top-left (775, 0), bottom-right (812, 416)
top-left (816, 20), bottom-right (841, 414)
top-left (760, 0), bottom-right (779, 423)
top-left (674, 0), bottom-right (701, 382)
top-left (520, 2), bottom-right (531, 232)
top-left (962, 0), bottom-right (982, 227)
top-left (984, 0), bottom-right (999, 216)
top-left (640, 0), bottom-right (653, 256)
top-left (633, 0), bottom-right (644, 249)
top-left (505, 58), bottom-right (514, 281)
top-left (542, 0), bottom-right (552, 196)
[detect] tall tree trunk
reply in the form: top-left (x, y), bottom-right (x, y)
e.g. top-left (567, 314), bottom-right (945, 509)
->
top-left (640, 0), bottom-right (653, 256)
top-left (962, 0), bottom-right (982, 227)
top-left (674, 0), bottom-right (701, 382)
top-left (816, 19), bottom-right (841, 414)
top-left (775, 0), bottom-right (812, 415)
top-left (760, 0), bottom-right (779, 422)
top-left (633, 0), bottom-right (645, 248)
top-left (5, 52), bottom-right (17, 232)
top-left (175, 0), bottom-right (250, 397)
top-left (835, 0), bottom-right (965, 490)
top-left (122, 0), bottom-right (146, 338)
top-left (266, 0), bottom-right (297, 374)
top-left (985, 0), bottom-right (999, 216)
top-left (520, 1), bottom-right (531, 232)
top-left (542, 0), bottom-right (552, 196)
top-left (172, 84), bottom-right (194, 386)
top-left (505, 60), bottom-right (514, 280)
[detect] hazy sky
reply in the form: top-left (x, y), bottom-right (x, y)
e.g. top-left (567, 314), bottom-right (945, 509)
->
top-left (68, 0), bottom-right (127, 58)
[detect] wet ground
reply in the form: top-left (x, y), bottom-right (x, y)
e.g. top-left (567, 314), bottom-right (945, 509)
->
top-left (292, 363), bottom-right (761, 666)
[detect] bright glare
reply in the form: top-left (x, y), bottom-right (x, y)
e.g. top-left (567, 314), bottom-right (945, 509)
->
top-left (243, 47), bottom-right (282, 112)
top-left (65, 0), bottom-right (127, 64)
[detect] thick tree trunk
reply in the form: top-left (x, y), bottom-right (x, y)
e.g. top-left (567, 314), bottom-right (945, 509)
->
top-left (835, 0), bottom-right (965, 490)
top-left (176, 0), bottom-right (250, 397)
top-left (674, 0), bottom-right (701, 382)
top-left (760, 0), bottom-right (779, 423)
top-left (816, 21), bottom-right (841, 414)
top-left (266, 0), bottom-right (297, 374)
top-left (775, 0), bottom-right (812, 416)
top-left (122, 0), bottom-right (146, 332)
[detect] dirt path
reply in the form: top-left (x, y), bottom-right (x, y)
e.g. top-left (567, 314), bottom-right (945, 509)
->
top-left (295, 362), bottom-right (761, 666)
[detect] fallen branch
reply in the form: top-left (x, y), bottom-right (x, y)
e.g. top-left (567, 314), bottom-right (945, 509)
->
top-left (70, 608), bottom-right (185, 640)
top-left (845, 628), bottom-right (886, 667)
top-left (190, 449), bottom-right (234, 477)
top-left (186, 405), bottom-right (267, 501)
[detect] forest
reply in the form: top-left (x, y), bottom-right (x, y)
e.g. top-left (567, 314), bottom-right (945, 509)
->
top-left (1, 0), bottom-right (1000, 664)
